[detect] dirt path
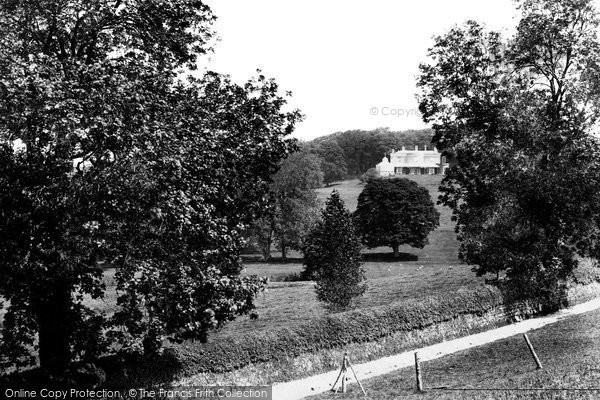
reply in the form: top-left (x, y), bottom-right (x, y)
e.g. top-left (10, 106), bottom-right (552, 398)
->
top-left (272, 297), bottom-right (600, 400)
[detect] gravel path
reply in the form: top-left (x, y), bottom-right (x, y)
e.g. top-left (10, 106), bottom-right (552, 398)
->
top-left (272, 297), bottom-right (600, 400)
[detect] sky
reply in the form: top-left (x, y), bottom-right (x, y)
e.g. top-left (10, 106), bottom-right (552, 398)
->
top-left (201, 1), bottom-right (520, 141)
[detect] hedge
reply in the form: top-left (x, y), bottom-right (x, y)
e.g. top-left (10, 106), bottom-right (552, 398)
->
top-left (170, 286), bottom-right (539, 376)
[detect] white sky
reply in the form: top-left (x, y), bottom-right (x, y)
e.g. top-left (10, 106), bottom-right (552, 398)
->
top-left (202, 1), bottom-right (520, 141)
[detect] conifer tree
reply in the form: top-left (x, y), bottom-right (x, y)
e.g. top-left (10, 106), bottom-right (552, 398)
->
top-left (302, 191), bottom-right (367, 310)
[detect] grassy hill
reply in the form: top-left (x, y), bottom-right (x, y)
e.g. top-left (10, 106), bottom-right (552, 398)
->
top-left (207, 175), bottom-right (474, 338)
top-left (79, 175), bottom-right (477, 345)
top-left (82, 176), bottom-right (474, 340)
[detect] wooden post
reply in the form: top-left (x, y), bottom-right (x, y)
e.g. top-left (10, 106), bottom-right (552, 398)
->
top-left (414, 352), bottom-right (424, 392)
top-left (331, 367), bottom-right (344, 393)
top-left (347, 359), bottom-right (367, 396)
top-left (331, 352), bottom-right (367, 396)
top-left (341, 354), bottom-right (348, 393)
top-left (523, 334), bottom-right (543, 369)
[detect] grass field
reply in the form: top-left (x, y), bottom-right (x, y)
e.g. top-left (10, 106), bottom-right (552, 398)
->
top-left (2, 176), bottom-right (474, 350)
top-left (83, 175), bottom-right (477, 340)
top-left (309, 307), bottom-right (600, 400)
top-left (206, 176), bottom-right (476, 338)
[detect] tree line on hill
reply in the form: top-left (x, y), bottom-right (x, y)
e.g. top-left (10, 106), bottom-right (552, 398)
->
top-left (304, 127), bottom-right (434, 184)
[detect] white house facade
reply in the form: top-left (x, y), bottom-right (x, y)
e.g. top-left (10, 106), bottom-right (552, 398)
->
top-left (375, 146), bottom-right (449, 176)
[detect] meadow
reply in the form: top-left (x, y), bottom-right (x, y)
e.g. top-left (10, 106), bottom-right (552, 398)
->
top-left (1, 175), bottom-right (480, 371)
top-left (83, 175), bottom-right (482, 340)
top-left (309, 305), bottom-right (600, 400)
top-left (210, 175), bottom-right (478, 338)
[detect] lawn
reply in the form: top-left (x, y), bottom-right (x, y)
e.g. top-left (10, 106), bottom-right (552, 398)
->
top-left (309, 307), bottom-right (600, 400)
top-left (2, 176), bottom-right (474, 346)
top-left (84, 176), bottom-right (476, 340)
top-left (213, 263), bottom-right (482, 338)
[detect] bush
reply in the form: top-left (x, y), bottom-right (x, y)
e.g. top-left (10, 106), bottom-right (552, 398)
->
top-left (171, 286), bottom-right (534, 376)
top-left (359, 168), bottom-right (379, 183)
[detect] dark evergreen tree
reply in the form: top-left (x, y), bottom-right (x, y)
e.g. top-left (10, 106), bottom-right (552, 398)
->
top-left (302, 191), bottom-right (367, 310)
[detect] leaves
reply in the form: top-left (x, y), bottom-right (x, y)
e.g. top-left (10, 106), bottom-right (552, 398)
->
top-left (354, 178), bottom-right (440, 252)
top-left (417, 0), bottom-right (600, 294)
top-left (0, 0), bottom-right (300, 372)
top-left (303, 191), bottom-right (367, 311)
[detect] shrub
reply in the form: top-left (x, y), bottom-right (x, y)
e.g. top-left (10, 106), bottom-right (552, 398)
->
top-left (359, 168), bottom-right (378, 183)
top-left (170, 286), bottom-right (533, 376)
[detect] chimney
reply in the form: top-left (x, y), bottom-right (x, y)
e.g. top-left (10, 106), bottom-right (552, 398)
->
top-left (414, 145), bottom-right (418, 151)
top-left (402, 146), bottom-right (405, 151)
top-left (424, 145), bottom-right (427, 151)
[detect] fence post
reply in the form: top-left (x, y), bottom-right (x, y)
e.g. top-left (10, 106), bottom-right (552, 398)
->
top-left (523, 334), bottom-right (543, 369)
top-left (341, 353), bottom-right (348, 393)
top-left (414, 352), bottom-right (424, 392)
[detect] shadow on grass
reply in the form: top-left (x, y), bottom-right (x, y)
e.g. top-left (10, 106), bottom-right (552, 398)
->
top-left (99, 349), bottom-right (184, 388)
top-left (242, 253), bottom-right (419, 264)
top-left (241, 255), bottom-right (304, 264)
top-left (0, 350), bottom-right (184, 389)
top-left (362, 252), bottom-right (419, 262)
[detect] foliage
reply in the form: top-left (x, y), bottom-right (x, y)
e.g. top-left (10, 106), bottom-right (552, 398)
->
top-left (354, 178), bottom-right (440, 257)
top-left (142, 286), bottom-right (538, 378)
top-left (251, 151), bottom-right (322, 260)
top-left (0, 0), bottom-right (300, 376)
top-left (302, 191), bottom-right (367, 310)
top-left (305, 139), bottom-right (348, 186)
top-left (417, 0), bottom-right (600, 298)
top-left (359, 168), bottom-right (379, 184)
top-left (311, 128), bottom-right (433, 177)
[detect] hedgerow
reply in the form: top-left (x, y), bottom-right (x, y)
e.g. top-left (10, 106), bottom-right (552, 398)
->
top-left (171, 286), bottom-right (537, 376)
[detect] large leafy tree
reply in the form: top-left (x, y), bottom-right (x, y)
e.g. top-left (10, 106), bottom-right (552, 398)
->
top-left (0, 0), bottom-right (300, 377)
top-left (354, 178), bottom-right (440, 258)
top-left (252, 151), bottom-right (322, 260)
top-left (417, 0), bottom-right (600, 298)
top-left (302, 191), bottom-right (366, 310)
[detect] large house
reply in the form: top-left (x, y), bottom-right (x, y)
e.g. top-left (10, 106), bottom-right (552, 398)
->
top-left (376, 145), bottom-right (449, 176)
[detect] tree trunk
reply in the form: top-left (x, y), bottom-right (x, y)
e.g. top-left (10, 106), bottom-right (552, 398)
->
top-left (34, 281), bottom-right (72, 377)
top-left (262, 225), bottom-right (273, 261)
top-left (392, 244), bottom-right (400, 258)
top-left (281, 240), bottom-right (287, 261)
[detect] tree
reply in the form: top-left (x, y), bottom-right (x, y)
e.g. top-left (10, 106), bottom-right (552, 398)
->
top-left (417, 0), bottom-right (600, 300)
top-left (0, 0), bottom-right (300, 377)
top-left (252, 151), bottom-right (322, 260)
top-left (308, 139), bottom-right (347, 185)
top-left (359, 168), bottom-right (379, 184)
top-left (354, 178), bottom-right (440, 258)
top-left (332, 128), bottom-right (434, 176)
top-left (302, 191), bottom-right (366, 310)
